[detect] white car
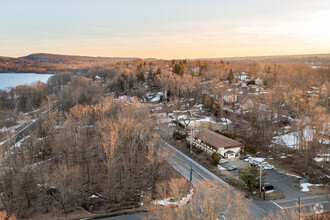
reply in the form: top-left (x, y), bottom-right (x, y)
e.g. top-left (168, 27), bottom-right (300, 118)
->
top-left (219, 159), bottom-right (228, 164)
top-left (261, 162), bottom-right (269, 167)
top-left (168, 123), bottom-right (176, 127)
top-left (260, 162), bottom-right (274, 170)
top-left (263, 165), bottom-right (275, 170)
top-left (217, 165), bottom-right (226, 170)
top-left (249, 158), bottom-right (259, 164)
top-left (244, 156), bottom-right (252, 162)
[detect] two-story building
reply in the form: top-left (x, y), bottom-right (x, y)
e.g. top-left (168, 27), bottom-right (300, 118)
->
top-left (188, 130), bottom-right (244, 159)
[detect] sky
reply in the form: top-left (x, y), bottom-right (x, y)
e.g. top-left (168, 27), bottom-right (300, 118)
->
top-left (1, 0), bottom-right (330, 59)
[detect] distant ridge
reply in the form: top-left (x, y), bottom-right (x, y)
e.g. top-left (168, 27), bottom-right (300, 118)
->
top-left (21, 53), bottom-right (140, 63)
top-left (1, 52), bottom-right (328, 62)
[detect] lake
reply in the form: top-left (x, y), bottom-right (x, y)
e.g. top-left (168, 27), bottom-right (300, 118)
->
top-left (0, 73), bottom-right (53, 90)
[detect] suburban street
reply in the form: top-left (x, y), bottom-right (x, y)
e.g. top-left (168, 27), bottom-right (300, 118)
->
top-left (163, 140), bottom-right (329, 217)
top-left (106, 141), bottom-right (329, 220)
top-left (162, 141), bottom-right (278, 218)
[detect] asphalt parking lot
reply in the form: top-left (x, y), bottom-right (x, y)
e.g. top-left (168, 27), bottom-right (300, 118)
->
top-left (221, 158), bottom-right (309, 199)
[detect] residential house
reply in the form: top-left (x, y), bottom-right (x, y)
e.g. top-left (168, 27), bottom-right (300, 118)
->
top-left (237, 71), bottom-right (248, 81)
top-left (188, 130), bottom-right (244, 159)
top-left (255, 77), bottom-right (263, 85)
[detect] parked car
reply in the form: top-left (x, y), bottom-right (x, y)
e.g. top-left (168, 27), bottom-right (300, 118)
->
top-left (261, 162), bottom-right (275, 170)
top-left (263, 165), bottom-right (275, 170)
top-left (219, 159), bottom-right (228, 164)
top-left (227, 166), bottom-right (238, 171)
top-left (240, 155), bottom-right (250, 160)
top-left (244, 156), bottom-right (252, 162)
top-left (250, 162), bottom-right (258, 167)
top-left (262, 183), bottom-right (275, 192)
top-left (249, 158), bottom-right (262, 166)
top-left (261, 162), bottom-right (269, 167)
top-left (217, 165), bottom-right (226, 170)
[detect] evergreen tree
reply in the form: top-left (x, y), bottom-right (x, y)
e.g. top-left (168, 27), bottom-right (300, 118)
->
top-left (228, 69), bottom-right (234, 83)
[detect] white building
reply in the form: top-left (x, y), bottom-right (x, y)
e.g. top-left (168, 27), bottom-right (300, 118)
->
top-left (188, 130), bottom-right (244, 159)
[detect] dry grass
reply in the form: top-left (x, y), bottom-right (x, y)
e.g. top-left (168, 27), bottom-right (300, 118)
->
top-left (307, 185), bottom-right (330, 195)
top-left (294, 184), bottom-right (330, 195)
top-left (265, 190), bottom-right (285, 200)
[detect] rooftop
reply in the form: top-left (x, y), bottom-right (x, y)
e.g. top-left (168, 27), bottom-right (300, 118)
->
top-left (194, 130), bottom-right (244, 150)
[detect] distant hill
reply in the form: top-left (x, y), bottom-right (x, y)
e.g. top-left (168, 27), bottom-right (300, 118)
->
top-left (0, 53), bottom-right (329, 74)
top-left (195, 53), bottom-right (330, 65)
top-left (22, 53), bottom-right (139, 63)
top-left (0, 53), bottom-right (142, 74)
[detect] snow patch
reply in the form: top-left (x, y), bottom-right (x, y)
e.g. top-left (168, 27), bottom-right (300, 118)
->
top-left (300, 183), bottom-right (322, 192)
top-left (90, 194), bottom-right (99, 199)
top-left (153, 188), bottom-right (194, 206)
top-left (314, 157), bottom-right (324, 162)
top-left (278, 171), bottom-right (301, 179)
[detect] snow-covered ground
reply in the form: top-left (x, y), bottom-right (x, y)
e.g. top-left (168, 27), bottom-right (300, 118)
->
top-left (300, 183), bottom-right (322, 192)
top-left (0, 120), bottom-right (28, 133)
top-left (150, 92), bottom-right (164, 102)
top-left (314, 157), bottom-right (325, 162)
top-left (277, 171), bottom-right (301, 179)
top-left (153, 188), bottom-right (194, 206)
top-left (272, 126), bottom-right (329, 149)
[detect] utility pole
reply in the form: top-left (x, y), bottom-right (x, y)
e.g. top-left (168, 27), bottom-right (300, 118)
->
top-left (259, 164), bottom-right (262, 196)
top-left (298, 197), bottom-right (301, 219)
top-left (189, 165), bottom-right (193, 184)
top-left (190, 124), bottom-right (195, 154)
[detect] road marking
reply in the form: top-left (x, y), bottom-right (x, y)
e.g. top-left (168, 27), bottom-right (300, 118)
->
top-left (271, 201), bottom-right (283, 209)
top-left (282, 201), bottom-right (330, 210)
top-left (276, 195), bottom-right (330, 204)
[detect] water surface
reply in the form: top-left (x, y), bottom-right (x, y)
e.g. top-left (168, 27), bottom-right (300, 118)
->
top-left (0, 73), bottom-right (53, 90)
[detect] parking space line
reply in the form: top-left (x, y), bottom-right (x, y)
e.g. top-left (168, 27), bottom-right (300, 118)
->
top-left (271, 201), bottom-right (283, 209)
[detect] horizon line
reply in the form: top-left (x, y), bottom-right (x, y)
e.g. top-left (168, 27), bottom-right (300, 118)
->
top-left (1, 52), bottom-right (330, 61)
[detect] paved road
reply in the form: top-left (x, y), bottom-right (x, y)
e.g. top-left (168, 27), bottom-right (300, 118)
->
top-left (100, 141), bottom-right (329, 220)
top-left (163, 141), bottom-right (330, 217)
top-left (275, 194), bottom-right (330, 211)
top-left (162, 141), bottom-right (279, 218)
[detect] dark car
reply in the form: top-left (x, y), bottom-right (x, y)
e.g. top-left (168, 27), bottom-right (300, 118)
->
top-left (227, 166), bottom-right (238, 171)
top-left (250, 162), bottom-right (258, 167)
top-left (262, 183), bottom-right (275, 192)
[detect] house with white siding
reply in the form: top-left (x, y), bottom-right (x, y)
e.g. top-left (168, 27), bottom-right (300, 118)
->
top-left (188, 130), bottom-right (244, 159)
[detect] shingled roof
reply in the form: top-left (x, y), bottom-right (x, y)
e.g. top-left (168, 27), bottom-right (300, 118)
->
top-left (194, 130), bottom-right (244, 150)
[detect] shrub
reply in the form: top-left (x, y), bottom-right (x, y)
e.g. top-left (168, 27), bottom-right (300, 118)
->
top-left (211, 152), bottom-right (220, 165)
top-left (245, 145), bottom-right (256, 154)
